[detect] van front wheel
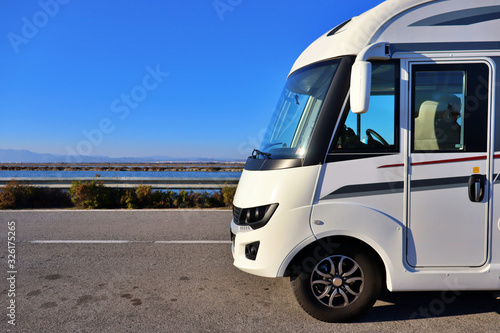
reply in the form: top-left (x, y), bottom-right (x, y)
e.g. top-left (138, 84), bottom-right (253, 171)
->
top-left (291, 245), bottom-right (382, 322)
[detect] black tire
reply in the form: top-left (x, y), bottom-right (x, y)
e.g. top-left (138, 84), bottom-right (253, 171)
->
top-left (291, 243), bottom-right (382, 323)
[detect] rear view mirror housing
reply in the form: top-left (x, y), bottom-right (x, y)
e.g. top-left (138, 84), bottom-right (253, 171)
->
top-left (350, 61), bottom-right (372, 114)
top-left (350, 42), bottom-right (391, 114)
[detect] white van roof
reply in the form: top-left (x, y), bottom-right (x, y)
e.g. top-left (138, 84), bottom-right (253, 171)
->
top-left (290, 0), bottom-right (500, 74)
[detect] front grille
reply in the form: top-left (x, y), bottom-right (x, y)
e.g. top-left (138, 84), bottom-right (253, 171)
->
top-left (233, 206), bottom-right (242, 224)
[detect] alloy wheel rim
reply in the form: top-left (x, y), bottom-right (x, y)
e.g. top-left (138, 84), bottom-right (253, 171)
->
top-left (310, 255), bottom-right (364, 308)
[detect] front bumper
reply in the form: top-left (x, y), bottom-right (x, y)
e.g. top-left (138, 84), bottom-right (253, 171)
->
top-left (230, 205), bottom-right (315, 278)
top-left (229, 165), bottom-right (321, 277)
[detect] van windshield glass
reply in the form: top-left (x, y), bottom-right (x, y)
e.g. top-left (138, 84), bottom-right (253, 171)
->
top-left (259, 59), bottom-right (340, 158)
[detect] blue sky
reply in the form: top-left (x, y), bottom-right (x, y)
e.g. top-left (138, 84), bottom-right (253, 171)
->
top-left (0, 0), bottom-right (382, 160)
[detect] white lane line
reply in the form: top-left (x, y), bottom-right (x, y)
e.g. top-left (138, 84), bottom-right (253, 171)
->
top-left (11, 209), bottom-right (231, 212)
top-left (31, 240), bottom-right (132, 244)
top-left (154, 240), bottom-right (232, 244)
top-left (30, 240), bottom-right (232, 244)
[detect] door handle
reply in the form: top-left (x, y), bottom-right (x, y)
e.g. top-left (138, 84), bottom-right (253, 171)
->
top-left (468, 174), bottom-right (486, 202)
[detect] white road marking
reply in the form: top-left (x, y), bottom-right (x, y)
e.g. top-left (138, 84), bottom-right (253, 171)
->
top-left (31, 240), bottom-right (132, 244)
top-left (154, 240), bottom-right (232, 244)
top-left (8, 208), bottom-right (231, 212)
top-left (30, 240), bottom-right (232, 244)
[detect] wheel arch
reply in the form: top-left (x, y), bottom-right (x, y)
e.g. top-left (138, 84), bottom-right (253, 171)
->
top-left (283, 235), bottom-right (389, 290)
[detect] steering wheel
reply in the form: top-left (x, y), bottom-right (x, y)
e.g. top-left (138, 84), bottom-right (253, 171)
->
top-left (366, 129), bottom-right (389, 147)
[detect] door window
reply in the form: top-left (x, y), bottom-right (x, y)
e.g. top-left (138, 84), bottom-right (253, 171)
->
top-left (412, 63), bottom-right (489, 152)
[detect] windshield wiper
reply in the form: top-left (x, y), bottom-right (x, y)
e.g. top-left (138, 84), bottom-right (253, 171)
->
top-left (252, 149), bottom-right (271, 159)
top-left (261, 142), bottom-right (286, 150)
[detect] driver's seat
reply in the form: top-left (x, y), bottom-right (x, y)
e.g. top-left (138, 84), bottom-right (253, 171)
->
top-left (414, 100), bottom-right (439, 150)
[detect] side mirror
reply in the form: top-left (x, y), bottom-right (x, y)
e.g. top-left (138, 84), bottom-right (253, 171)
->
top-left (350, 61), bottom-right (372, 114)
top-left (349, 42), bottom-right (390, 114)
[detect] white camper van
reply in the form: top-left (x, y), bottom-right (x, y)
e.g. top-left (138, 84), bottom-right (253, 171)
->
top-left (230, 0), bottom-right (500, 322)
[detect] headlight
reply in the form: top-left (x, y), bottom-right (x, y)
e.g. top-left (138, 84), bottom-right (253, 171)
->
top-left (233, 203), bottom-right (278, 230)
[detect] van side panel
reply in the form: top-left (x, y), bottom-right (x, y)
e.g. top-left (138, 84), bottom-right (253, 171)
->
top-left (311, 155), bottom-right (404, 291)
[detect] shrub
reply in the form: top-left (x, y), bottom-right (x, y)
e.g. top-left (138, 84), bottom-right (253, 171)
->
top-left (0, 180), bottom-right (236, 210)
top-left (188, 191), bottom-right (202, 208)
top-left (0, 180), bottom-right (72, 209)
top-left (174, 190), bottom-right (189, 208)
top-left (135, 185), bottom-right (152, 208)
top-left (0, 181), bottom-right (17, 209)
top-left (27, 187), bottom-right (72, 208)
top-left (68, 180), bottom-right (100, 209)
top-left (151, 190), bottom-right (174, 208)
top-left (221, 185), bottom-right (236, 207)
top-left (120, 189), bottom-right (138, 209)
top-left (208, 190), bottom-right (225, 208)
top-left (199, 192), bottom-right (213, 208)
top-left (68, 180), bottom-right (120, 209)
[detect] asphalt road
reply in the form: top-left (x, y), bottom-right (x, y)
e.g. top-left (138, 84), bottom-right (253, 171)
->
top-left (1, 210), bottom-right (499, 332)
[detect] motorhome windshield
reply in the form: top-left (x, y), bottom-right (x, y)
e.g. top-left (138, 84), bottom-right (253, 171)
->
top-left (259, 59), bottom-right (340, 159)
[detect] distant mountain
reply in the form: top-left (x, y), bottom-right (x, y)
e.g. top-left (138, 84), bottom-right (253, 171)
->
top-left (0, 149), bottom-right (242, 163)
top-left (0, 149), bottom-right (68, 163)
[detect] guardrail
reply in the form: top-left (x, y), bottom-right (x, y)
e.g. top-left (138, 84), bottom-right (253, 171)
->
top-left (0, 177), bottom-right (239, 190)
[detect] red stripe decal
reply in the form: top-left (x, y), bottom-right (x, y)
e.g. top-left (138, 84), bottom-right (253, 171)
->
top-left (378, 163), bottom-right (404, 168)
top-left (378, 154), bottom-right (500, 169)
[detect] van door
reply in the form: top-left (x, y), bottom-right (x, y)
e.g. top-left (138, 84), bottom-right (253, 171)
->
top-left (407, 60), bottom-right (491, 267)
